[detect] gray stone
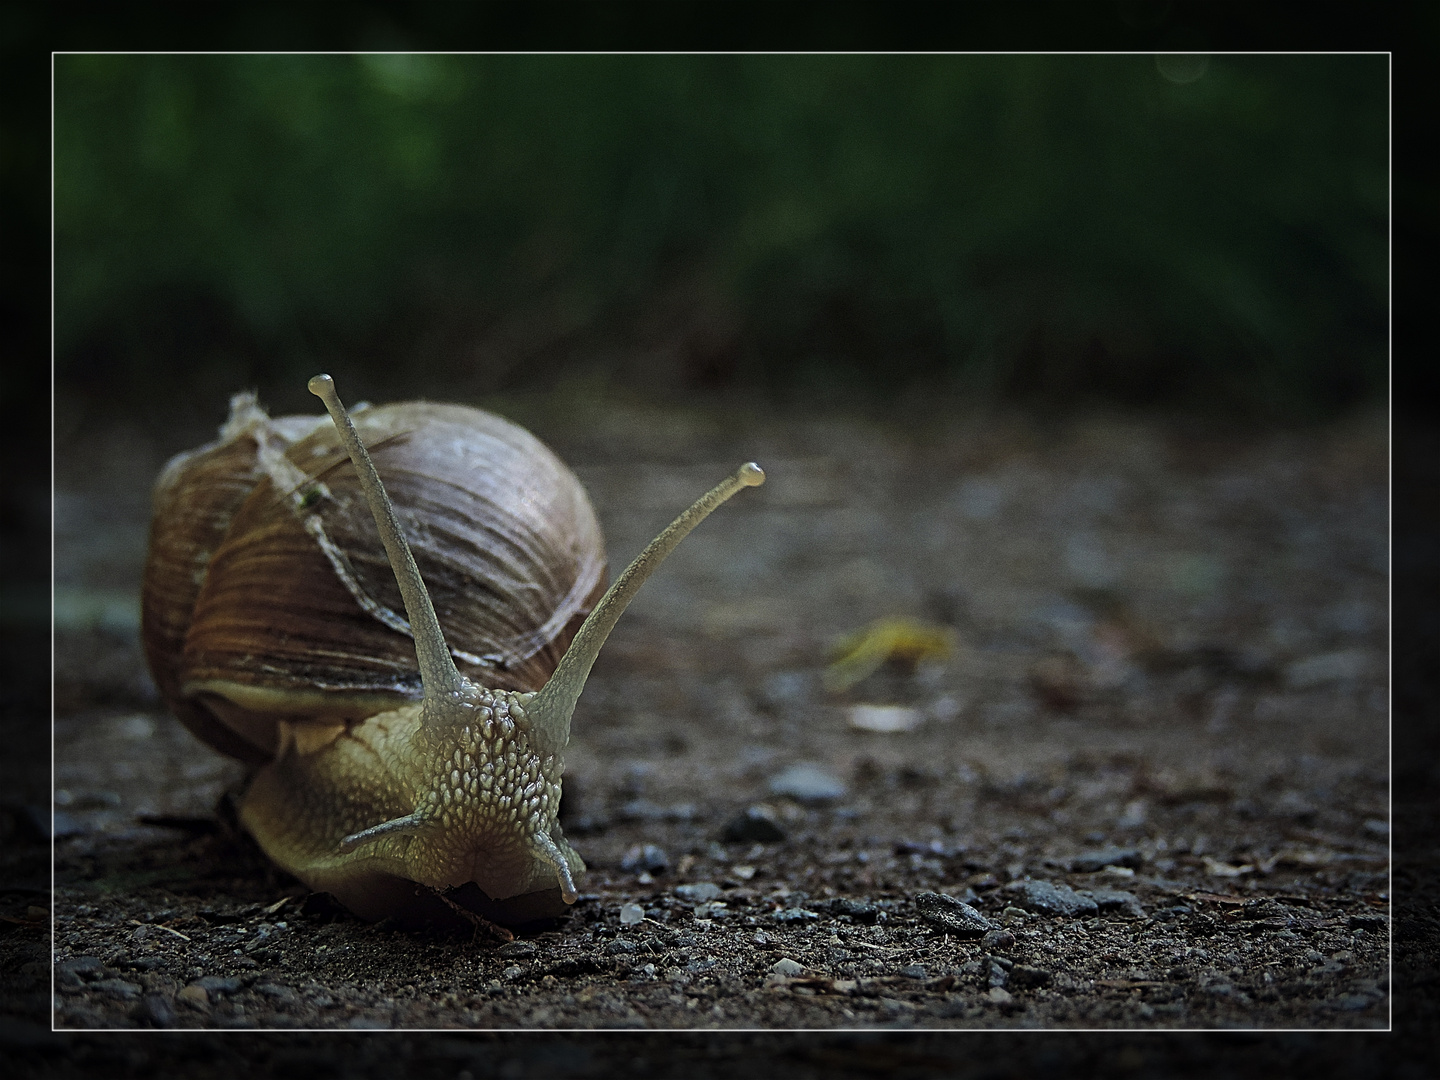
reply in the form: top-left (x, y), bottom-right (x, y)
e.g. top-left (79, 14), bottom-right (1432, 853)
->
top-left (914, 891), bottom-right (996, 937)
top-left (821, 897), bottom-right (881, 924)
top-left (675, 882), bottom-right (722, 904)
top-left (773, 907), bottom-right (819, 923)
top-left (771, 957), bottom-right (805, 977)
top-left (721, 805), bottom-right (787, 843)
top-left (1003, 879), bottom-right (1099, 918)
top-left (980, 928), bottom-right (1016, 951)
top-left (768, 763), bottom-right (847, 803)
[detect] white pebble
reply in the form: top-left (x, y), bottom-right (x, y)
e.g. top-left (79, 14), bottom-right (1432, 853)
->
top-left (619, 903), bottom-right (645, 926)
top-left (771, 957), bottom-right (805, 977)
top-left (847, 703), bottom-right (923, 733)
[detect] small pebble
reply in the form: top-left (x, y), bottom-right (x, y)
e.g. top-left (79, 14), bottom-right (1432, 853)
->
top-left (606, 938), bottom-right (638, 955)
top-left (771, 957), bottom-right (806, 977)
top-left (721, 805), bottom-right (787, 843)
top-left (986, 986), bottom-right (1013, 1005)
top-left (914, 891), bottom-right (996, 937)
top-left (768, 763), bottom-right (847, 804)
top-left (823, 897), bottom-right (881, 924)
top-left (847, 704), bottom-right (923, 733)
top-left (981, 928), bottom-right (1016, 951)
top-left (619, 903), bottom-right (645, 926)
top-left (502, 965), bottom-right (525, 981)
top-left (773, 907), bottom-right (819, 924)
top-left (900, 964), bottom-right (927, 979)
top-left (675, 882), bottom-right (722, 904)
top-left (1003, 879), bottom-right (1099, 918)
top-left (496, 941), bottom-right (537, 960)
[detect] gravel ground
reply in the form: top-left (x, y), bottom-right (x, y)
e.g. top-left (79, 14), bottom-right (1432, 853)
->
top-left (18, 397), bottom-right (1402, 1040)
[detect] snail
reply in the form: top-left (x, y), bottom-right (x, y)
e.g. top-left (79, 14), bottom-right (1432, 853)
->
top-left (141, 374), bottom-right (764, 927)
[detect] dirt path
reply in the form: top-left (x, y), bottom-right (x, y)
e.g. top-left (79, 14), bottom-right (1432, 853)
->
top-left (34, 401), bottom-right (1391, 1032)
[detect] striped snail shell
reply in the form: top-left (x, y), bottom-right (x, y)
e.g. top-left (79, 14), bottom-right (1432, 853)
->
top-left (141, 391), bottom-right (607, 765)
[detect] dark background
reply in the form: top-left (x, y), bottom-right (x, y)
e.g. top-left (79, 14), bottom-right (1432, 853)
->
top-left (52, 50), bottom-right (1387, 426)
top-left (4, 1), bottom-right (1436, 1075)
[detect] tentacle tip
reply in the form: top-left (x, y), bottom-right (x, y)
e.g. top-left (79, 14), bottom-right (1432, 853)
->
top-left (556, 862), bottom-right (579, 905)
top-left (307, 373), bottom-right (335, 398)
top-left (738, 461), bottom-right (765, 487)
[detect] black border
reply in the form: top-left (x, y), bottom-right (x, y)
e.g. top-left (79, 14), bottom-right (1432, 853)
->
top-left (6, 2), bottom-right (1435, 1074)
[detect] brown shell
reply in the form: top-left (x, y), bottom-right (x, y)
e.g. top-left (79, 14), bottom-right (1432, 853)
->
top-left (141, 393), bottom-right (607, 763)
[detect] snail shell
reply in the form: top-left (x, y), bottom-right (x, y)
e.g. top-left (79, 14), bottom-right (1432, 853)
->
top-left (141, 392), bottom-right (606, 765)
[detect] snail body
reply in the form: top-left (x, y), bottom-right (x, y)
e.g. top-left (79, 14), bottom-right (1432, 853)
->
top-left (142, 376), bottom-right (763, 925)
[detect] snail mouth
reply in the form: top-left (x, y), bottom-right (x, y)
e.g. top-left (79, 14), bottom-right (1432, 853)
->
top-left (447, 843), bottom-right (542, 901)
top-left (436, 882), bottom-right (575, 927)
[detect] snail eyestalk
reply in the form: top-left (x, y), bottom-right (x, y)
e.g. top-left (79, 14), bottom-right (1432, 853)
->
top-left (308, 374), bottom-right (466, 701)
top-left (528, 461), bottom-right (765, 755)
top-left (338, 810), bottom-right (427, 853)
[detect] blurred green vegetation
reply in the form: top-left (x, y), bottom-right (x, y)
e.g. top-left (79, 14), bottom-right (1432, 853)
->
top-left (55, 53), bottom-right (1387, 416)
